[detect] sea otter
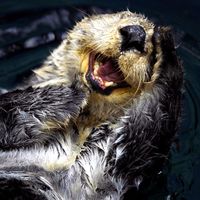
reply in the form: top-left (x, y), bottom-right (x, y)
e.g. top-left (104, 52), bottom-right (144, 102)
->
top-left (0, 11), bottom-right (183, 199)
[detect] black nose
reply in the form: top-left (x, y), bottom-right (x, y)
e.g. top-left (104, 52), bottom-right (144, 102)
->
top-left (120, 25), bottom-right (146, 52)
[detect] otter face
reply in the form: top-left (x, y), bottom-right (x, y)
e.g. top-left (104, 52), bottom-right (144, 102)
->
top-left (34, 11), bottom-right (165, 112)
top-left (68, 11), bottom-right (156, 98)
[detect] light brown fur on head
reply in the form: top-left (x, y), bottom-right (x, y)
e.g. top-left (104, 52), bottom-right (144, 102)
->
top-left (32, 11), bottom-right (163, 127)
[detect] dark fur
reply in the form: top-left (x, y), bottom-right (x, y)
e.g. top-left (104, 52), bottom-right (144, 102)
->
top-left (0, 81), bottom-right (87, 150)
top-left (0, 27), bottom-right (183, 199)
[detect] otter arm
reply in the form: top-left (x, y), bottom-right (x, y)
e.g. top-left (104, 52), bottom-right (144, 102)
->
top-left (106, 28), bottom-right (183, 193)
top-left (0, 80), bottom-right (88, 150)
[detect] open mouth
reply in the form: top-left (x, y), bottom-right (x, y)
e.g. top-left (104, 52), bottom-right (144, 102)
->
top-left (86, 53), bottom-right (129, 95)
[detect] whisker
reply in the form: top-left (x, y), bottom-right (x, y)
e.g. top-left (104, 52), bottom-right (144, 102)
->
top-left (70, 6), bottom-right (91, 18)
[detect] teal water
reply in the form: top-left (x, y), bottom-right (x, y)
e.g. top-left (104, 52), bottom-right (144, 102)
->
top-left (0, 1), bottom-right (200, 199)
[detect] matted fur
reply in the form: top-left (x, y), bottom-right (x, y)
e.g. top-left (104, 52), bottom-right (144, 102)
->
top-left (0, 11), bottom-right (183, 199)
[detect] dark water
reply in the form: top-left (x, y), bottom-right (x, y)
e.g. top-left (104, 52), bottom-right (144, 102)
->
top-left (0, 1), bottom-right (200, 199)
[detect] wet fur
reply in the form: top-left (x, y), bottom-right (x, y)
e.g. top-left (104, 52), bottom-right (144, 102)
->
top-left (0, 11), bottom-right (183, 199)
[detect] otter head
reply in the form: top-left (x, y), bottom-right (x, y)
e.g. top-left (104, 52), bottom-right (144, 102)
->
top-left (69, 11), bottom-right (156, 99)
top-left (34, 11), bottom-right (173, 125)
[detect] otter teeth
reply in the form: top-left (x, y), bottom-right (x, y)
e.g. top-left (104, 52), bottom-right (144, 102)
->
top-left (93, 73), bottom-right (114, 89)
top-left (94, 67), bottom-right (98, 76)
top-left (95, 75), bottom-right (115, 88)
top-left (93, 61), bottom-right (101, 75)
top-left (104, 81), bottom-right (114, 87)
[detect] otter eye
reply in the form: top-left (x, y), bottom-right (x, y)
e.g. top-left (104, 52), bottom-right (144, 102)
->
top-left (120, 25), bottom-right (146, 53)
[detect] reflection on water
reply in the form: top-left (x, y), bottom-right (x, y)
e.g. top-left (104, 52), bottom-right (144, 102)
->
top-left (166, 48), bottom-right (200, 200)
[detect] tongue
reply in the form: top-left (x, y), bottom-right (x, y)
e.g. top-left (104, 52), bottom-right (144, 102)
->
top-left (97, 60), bottom-right (124, 83)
